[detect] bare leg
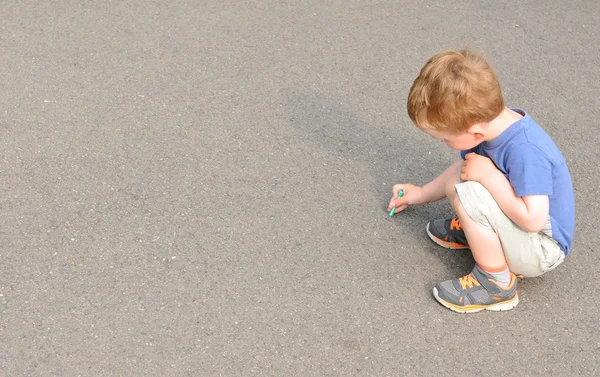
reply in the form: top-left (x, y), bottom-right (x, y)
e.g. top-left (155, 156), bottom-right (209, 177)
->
top-left (432, 171), bottom-right (518, 313)
top-left (446, 178), bottom-right (507, 270)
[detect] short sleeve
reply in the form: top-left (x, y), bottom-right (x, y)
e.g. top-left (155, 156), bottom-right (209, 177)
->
top-left (505, 144), bottom-right (553, 197)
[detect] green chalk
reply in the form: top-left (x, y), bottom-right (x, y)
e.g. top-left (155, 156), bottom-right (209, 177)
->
top-left (388, 189), bottom-right (405, 217)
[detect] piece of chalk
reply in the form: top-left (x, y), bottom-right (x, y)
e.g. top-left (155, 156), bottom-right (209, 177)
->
top-left (388, 189), bottom-right (405, 217)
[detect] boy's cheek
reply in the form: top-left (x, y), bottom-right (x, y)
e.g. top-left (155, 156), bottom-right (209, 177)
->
top-left (444, 141), bottom-right (463, 150)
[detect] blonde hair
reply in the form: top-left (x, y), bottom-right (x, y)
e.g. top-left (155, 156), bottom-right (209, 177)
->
top-left (407, 49), bottom-right (504, 132)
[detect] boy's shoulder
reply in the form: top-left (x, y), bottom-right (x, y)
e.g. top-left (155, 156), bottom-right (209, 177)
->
top-left (482, 110), bottom-right (570, 198)
top-left (486, 110), bottom-right (564, 166)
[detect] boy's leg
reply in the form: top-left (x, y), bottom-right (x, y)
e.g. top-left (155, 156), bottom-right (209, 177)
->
top-left (431, 178), bottom-right (518, 313)
top-left (447, 182), bottom-right (508, 274)
top-left (432, 179), bottom-right (565, 313)
top-left (453, 181), bottom-right (565, 277)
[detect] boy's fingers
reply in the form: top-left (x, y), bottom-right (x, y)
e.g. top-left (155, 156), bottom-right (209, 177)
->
top-left (388, 196), bottom-right (402, 210)
top-left (392, 204), bottom-right (408, 213)
top-left (387, 199), bottom-right (395, 211)
top-left (393, 197), bottom-right (407, 208)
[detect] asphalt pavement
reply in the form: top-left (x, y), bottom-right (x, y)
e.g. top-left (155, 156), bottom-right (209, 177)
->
top-left (1, 1), bottom-right (599, 376)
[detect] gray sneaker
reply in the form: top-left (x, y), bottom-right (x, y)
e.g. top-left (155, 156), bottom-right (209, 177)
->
top-left (433, 265), bottom-right (519, 313)
top-left (426, 218), bottom-right (469, 250)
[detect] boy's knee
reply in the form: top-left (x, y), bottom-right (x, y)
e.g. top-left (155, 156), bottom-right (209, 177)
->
top-left (445, 180), bottom-right (458, 200)
top-left (455, 181), bottom-right (491, 206)
top-left (445, 166), bottom-right (464, 200)
top-left (456, 181), bottom-right (489, 196)
top-left (455, 181), bottom-right (498, 228)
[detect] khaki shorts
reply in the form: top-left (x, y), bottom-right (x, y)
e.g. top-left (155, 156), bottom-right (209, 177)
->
top-left (455, 181), bottom-right (565, 278)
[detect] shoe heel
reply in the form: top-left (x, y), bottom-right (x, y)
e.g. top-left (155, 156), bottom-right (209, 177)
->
top-left (487, 294), bottom-right (519, 312)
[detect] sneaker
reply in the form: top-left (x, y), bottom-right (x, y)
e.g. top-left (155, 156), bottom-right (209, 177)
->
top-left (432, 265), bottom-right (519, 313)
top-left (426, 218), bottom-right (469, 249)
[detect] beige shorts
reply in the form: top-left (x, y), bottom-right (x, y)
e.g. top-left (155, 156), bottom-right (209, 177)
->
top-left (455, 181), bottom-right (565, 278)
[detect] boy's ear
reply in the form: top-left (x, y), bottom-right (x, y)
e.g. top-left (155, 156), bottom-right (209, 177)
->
top-left (467, 123), bottom-right (486, 141)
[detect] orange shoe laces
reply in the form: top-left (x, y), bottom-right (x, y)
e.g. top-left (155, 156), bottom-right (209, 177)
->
top-left (450, 218), bottom-right (462, 231)
top-left (459, 273), bottom-right (481, 290)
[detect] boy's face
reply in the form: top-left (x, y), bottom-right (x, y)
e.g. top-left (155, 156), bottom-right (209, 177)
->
top-left (422, 127), bottom-right (483, 151)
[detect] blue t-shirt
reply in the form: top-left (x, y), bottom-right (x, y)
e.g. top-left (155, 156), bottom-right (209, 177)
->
top-left (460, 109), bottom-right (575, 254)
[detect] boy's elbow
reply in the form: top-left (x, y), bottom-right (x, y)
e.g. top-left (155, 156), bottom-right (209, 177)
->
top-left (519, 195), bottom-right (550, 233)
top-left (521, 222), bottom-right (544, 233)
top-left (521, 215), bottom-right (548, 233)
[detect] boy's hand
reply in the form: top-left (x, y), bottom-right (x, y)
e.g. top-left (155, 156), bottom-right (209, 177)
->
top-left (387, 184), bottom-right (425, 214)
top-left (461, 153), bottom-right (497, 183)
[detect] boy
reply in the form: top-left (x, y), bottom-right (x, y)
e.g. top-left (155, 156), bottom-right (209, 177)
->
top-left (387, 49), bottom-right (575, 313)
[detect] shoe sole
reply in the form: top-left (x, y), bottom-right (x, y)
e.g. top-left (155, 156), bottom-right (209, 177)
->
top-left (426, 222), bottom-right (470, 250)
top-left (432, 287), bottom-right (519, 313)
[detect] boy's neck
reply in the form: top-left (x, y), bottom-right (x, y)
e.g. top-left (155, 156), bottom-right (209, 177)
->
top-left (482, 107), bottom-right (523, 142)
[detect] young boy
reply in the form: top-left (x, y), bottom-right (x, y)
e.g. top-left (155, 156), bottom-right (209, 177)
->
top-left (387, 49), bottom-right (575, 313)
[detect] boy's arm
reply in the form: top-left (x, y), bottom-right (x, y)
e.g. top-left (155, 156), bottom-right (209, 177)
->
top-left (462, 153), bottom-right (549, 232)
top-left (421, 160), bottom-right (463, 203)
top-left (388, 160), bottom-right (463, 212)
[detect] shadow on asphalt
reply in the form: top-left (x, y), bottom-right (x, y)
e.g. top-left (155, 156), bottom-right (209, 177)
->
top-left (282, 87), bottom-right (476, 276)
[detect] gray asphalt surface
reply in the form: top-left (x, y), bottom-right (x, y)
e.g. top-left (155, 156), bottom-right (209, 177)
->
top-left (1, 1), bottom-right (599, 376)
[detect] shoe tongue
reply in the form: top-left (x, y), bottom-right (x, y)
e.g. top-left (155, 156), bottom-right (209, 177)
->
top-left (472, 265), bottom-right (494, 280)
